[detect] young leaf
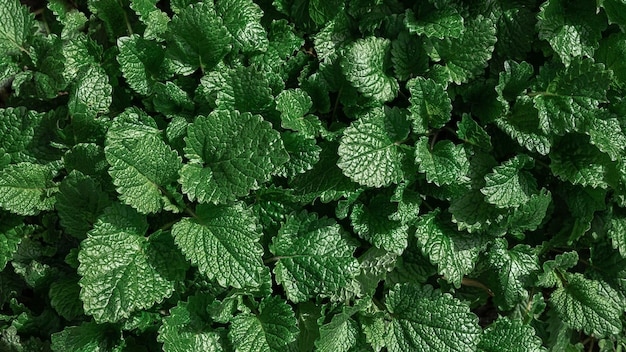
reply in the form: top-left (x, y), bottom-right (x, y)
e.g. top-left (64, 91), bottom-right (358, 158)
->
top-left (68, 66), bottom-right (113, 119)
top-left (351, 193), bottom-right (408, 255)
top-left (341, 36), bottom-right (399, 103)
top-left (171, 202), bottom-right (265, 289)
top-left (50, 322), bottom-right (122, 352)
top-left (315, 311), bottom-right (359, 352)
top-left (78, 204), bottom-right (187, 323)
top-left (270, 211), bottom-right (359, 303)
top-left (180, 109), bottom-right (288, 204)
top-left (228, 296), bottom-right (299, 351)
top-left (385, 284), bottom-right (481, 351)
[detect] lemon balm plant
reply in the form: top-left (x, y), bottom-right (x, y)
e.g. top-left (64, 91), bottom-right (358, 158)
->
top-left (2, 0), bottom-right (626, 350)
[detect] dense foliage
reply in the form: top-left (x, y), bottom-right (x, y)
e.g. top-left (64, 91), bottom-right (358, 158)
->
top-left (2, 0), bottom-right (626, 350)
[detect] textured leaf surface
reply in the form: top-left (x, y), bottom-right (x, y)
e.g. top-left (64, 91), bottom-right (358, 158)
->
top-left (68, 66), bottom-right (112, 119)
top-left (551, 273), bottom-right (622, 338)
top-left (229, 296), bottom-right (298, 351)
top-left (180, 110), bottom-right (288, 204)
top-left (486, 239), bottom-right (540, 310)
top-left (117, 35), bottom-right (168, 95)
top-left (408, 77), bottom-right (452, 132)
top-left (172, 202), bottom-right (265, 289)
top-left (78, 204), bottom-right (186, 323)
top-left (166, 2), bottom-right (232, 74)
top-left (405, 7), bottom-right (464, 39)
top-left (315, 311), bottom-right (359, 352)
top-left (415, 138), bottom-right (469, 186)
top-left (428, 15), bottom-right (496, 84)
top-left (0, 0), bottom-right (35, 55)
top-left (414, 211), bottom-right (485, 288)
top-left (479, 318), bottom-right (546, 352)
top-left (0, 217), bottom-right (26, 271)
top-left (481, 154), bottom-right (537, 208)
top-left (385, 284), bottom-right (481, 352)
top-left (270, 211), bottom-right (359, 303)
top-left (0, 107), bottom-right (44, 163)
top-left (55, 170), bottom-right (111, 238)
top-left (338, 108), bottom-right (408, 188)
top-left (216, 0), bottom-right (268, 53)
top-left (158, 295), bottom-right (225, 352)
top-left (537, 0), bottom-right (606, 65)
top-left (106, 133), bottom-right (182, 214)
top-left (341, 36), bottom-right (399, 102)
top-left (0, 163), bottom-right (57, 216)
top-left (351, 194), bottom-right (408, 254)
top-left (51, 322), bottom-right (121, 352)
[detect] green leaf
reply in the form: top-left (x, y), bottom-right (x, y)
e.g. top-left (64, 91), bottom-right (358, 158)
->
top-left (171, 202), bottom-right (265, 289)
top-left (341, 36), bottom-right (399, 103)
top-left (485, 239), bottom-right (540, 311)
top-left (117, 35), bottom-right (169, 95)
top-left (391, 31), bottom-right (429, 81)
top-left (78, 204), bottom-right (187, 323)
top-left (229, 296), bottom-right (299, 351)
top-left (481, 154), bottom-right (538, 208)
top-left (0, 216), bottom-right (26, 271)
top-left (385, 283), bottom-right (481, 352)
top-left (0, 107), bottom-right (48, 164)
top-left (533, 58), bottom-right (612, 136)
top-left (51, 322), bottom-right (121, 352)
top-left (270, 211), bottom-right (359, 303)
top-left (493, 4), bottom-right (536, 61)
top-left (600, 0), bottom-right (626, 30)
top-left (49, 276), bottom-right (83, 321)
top-left (550, 136), bottom-right (612, 189)
top-left (105, 115), bottom-right (182, 214)
top-left (551, 273), bottom-right (622, 338)
top-left (427, 15), bottom-right (496, 84)
top-left (291, 142), bottom-right (359, 203)
top-left (315, 311), bottom-right (359, 352)
top-left (198, 64), bottom-right (276, 114)
top-left (277, 132), bottom-right (321, 178)
top-left (180, 109), bottom-right (288, 204)
top-left (216, 0), bottom-right (268, 53)
top-left (415, 137), bottom-right (470, 186)
top-left (496, 96), bottom-right (552, 156)
top-left (166, 2), bottom-right (232, 74)
top-left (608, 214), bottom-right (626, 258)
top-left (587, 117), bottom-right (626, 162)
top-left (596, 33), bottom-right (626, 89)
top-left (338, 107), bottom-right (409, 188)
top-left (158, 295), bottom-right (226, 352)
top-left (457, 114), bottom-right (492, 151)
top-left (68, 65), bottom-right (113, 119)
top-left (55, 170), bottom-right (111, 239)
top-left (537, 0), bottom-right (606, 66)
top-left (0, 0), bottom-right (36, 55)
top-left (404, 7), bottom-right (464, 39)
top-left (351, 193), bottom-right (408, 254)
top-left (414, 211), bottom-right (486, 288)
top-left (479, 317), bottom-right (546, 352)
top-left (408, 77), bottom-right (452, 132)
top-left (276, 89), bottom-right (321, 138)
top-left (0, 163), bottom-right (57, 216)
